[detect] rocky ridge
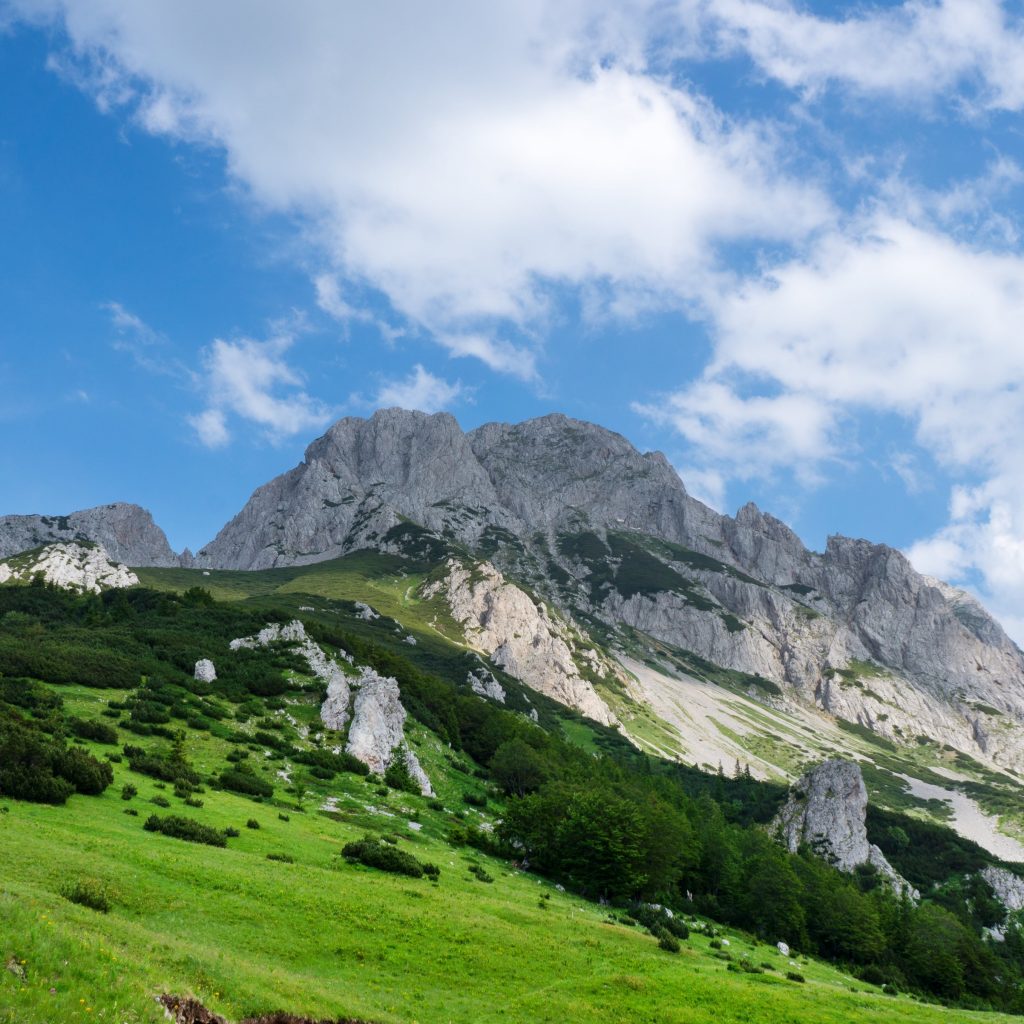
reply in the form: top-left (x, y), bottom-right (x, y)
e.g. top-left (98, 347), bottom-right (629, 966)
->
top-left (0, 541), bottom-right (138, 593)
top-left (0, 503), bottom-right (180, 566)
top-left (6, 408), bottom-right (1024, 774)
top-left (774, 759), bottom-right (915, 897)
top-left (187, 409), bottom-right (1024, 773)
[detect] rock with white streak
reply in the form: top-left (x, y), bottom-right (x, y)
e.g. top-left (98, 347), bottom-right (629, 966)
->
top-left (354, 601), bottom-right (379, 621)
top-left (0, 542), bottom-right (138, 593)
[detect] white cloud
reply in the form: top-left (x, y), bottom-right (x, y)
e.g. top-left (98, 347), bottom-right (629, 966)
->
top-left (375, 365), bottom-right (464, 414)
top-left (190, 331), bottom-right (331, 447)
top-left (19, 1), bottom-right (828, 372)
top-left (187, 407), bottom-right (229, 449)
top-left (638, 212), bottom-right (1024, 639)
top-left (438, 333), bottom-right (538, 381)
top-left (703, 0), bottom-right (1024, 110)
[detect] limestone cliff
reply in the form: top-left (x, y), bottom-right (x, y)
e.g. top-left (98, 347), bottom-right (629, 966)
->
top-left (774, 759), bottom-right (914, 896)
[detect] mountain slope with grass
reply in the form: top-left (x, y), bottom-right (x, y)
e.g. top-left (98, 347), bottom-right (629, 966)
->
top-left (2, 577), bottom-right (1024, 1022)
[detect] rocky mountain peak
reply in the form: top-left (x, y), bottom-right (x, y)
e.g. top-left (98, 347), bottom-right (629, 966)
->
top-left (0, 503), bottom-right (180, 567)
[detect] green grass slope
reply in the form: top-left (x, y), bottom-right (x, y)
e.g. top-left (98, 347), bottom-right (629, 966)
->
top-left (2, 775), bottom-right (1016, 1024)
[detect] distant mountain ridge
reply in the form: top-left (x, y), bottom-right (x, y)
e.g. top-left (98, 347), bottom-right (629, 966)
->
top-left (0, 503), bottom-right (179, 567)
top-left (5, 408), bottom-right (1024, 775)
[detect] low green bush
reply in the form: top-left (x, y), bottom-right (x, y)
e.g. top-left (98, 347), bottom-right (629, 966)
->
top-left (143, 814), bottom-right (227, 847)
top-left (60, 878), bottom-right (110, 913)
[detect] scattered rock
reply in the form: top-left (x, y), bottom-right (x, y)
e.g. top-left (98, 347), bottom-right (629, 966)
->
top-left (353, 602), bottom-right (379, 621)
top-left (194, 659), bottom-right (217, 683)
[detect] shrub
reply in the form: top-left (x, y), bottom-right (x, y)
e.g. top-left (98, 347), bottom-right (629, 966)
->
top-left (341, 836), bottom-right (430, 878)
top-left (246, 818), bottom-right (260, 830)
top-left (143, 814), bottom-right (227, 847)
top-left (67, 717), bottom-right (118, 744)
top-left (151, 795), bottom-right (170, 808)
top-left (223, 826), bottom-right (240, 838)
top-left (468, 864), bottom-right (494, 884)
top-left (123, 807), bottom-right (138, 816)
top-left (60, 878), bottom-right (110, 913)
top-left (463, 791), bottom-right (487, 808)
top-left (267, 852), bottom-right (294, 863)
top-left (121, 783), bottom-right (137, 801)
top-left (53, 746), bottom-right (113, 795)
top-left (218, 769), bottom-right (274, 799)
top-left (384, 756), bottom-right (421, 795)
top-left (184, 796), bottom-right (204, 808)
top-left (428, 799), bottom-right (445, 812)
top-left (278, 813), bottom-right (290, 822)
top-left (858, 964), bottom-right (887, 987)
top-left (786, 971), bottom-right (806, 983)
top-left (655, 929), bottom-right (680, 954)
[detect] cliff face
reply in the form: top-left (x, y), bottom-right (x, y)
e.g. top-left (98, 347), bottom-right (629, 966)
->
top-left (0, 503), bottom-right (180, 567)
top-left (186, 408), bottom-right (1024, 770)
top-left (774, 759), bottom-right (915, 897)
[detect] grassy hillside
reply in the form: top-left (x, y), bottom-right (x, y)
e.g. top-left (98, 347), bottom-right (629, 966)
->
top-left (2, 578), bottom-right (1023, 1022)
top-left (2, 772), bottom-right (1018, 1024)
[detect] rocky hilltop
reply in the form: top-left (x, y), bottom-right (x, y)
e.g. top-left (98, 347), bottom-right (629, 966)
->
top-left (0, 541), bottom-right (139, 593)
top-left (0, 503), bottom-right (180, 567)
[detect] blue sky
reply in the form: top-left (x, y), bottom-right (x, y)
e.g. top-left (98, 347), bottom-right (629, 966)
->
top-left (3, 2), bottom-right (1024, 637)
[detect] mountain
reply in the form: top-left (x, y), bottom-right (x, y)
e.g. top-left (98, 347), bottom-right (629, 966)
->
top-left (5, 408), bottom-right (1024, 821)
top-left (0, 502), bottom-right (180, 567)
top-left (191, 408), bottom-right (1024, 776)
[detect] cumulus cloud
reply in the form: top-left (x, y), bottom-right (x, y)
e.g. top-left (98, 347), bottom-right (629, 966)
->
top-left (703, 0), bottom-right (1024, 110)
top-left (638, 211), bottom-right (1024, 637)
top-left (18, 1), bottom-right (828, 371)
top-left (189, 331), bottom-right (331, 447)
top-left (375, 364), bottom-right (464, 414)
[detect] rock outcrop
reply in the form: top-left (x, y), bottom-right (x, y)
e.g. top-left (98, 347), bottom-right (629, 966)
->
top-left (774, 759), bottom-right (914, 896)
top-left (345, 668), bottom-right (433, 795)
top-left (230, 620), bottom-right (353, 731)
top-left (194, 659), bottom-right (217, 683)
top-left (422, 559), bottom-right (615, 726)
top-left (0, 503), bottom-right (180, 566)
top-left (229, 619), bottom-right (432, 793)
top-left (0, 541), bottom-right (138, 592)
top-left (982, 866), bottom-right (1024, 913)
top-left (468, 667), bottom-right (506, 704)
